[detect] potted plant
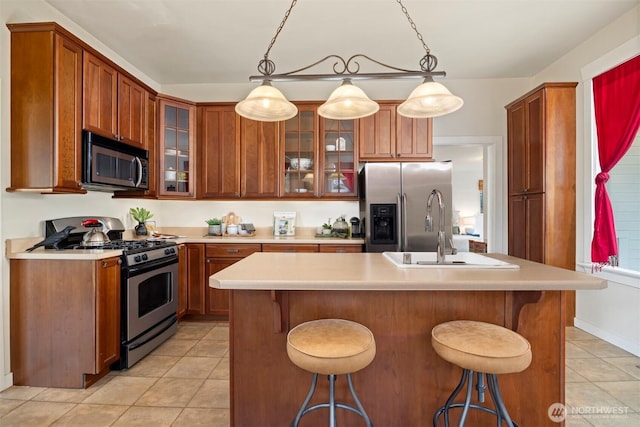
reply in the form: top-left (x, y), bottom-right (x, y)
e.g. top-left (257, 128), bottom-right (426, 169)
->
top-left (206, 218), bottom-right (222, 235)
top-left (130, 207), bottom-right (153, 235)
top-left (321, 220), bottom-right (332, 235)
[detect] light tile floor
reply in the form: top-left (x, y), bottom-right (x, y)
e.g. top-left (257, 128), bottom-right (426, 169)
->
top-left (0, 324), bottom-right (638, 426)
top-left (564, 327), bottom-right (640, 427)
top-left (0, 321), bottom-right (230, 427)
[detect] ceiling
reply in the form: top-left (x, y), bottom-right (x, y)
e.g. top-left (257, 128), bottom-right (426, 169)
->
top-left (44, 0), bottom-right (638, 85)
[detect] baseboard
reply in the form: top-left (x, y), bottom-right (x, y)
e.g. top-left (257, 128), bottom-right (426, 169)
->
top-left (574, 318), bottom-right (640, 357)
top-left (0, 372), bottom-right (13, 392)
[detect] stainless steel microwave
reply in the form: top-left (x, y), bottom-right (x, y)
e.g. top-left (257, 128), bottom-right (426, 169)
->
top-left (82, 130), bottom-right (149, 192)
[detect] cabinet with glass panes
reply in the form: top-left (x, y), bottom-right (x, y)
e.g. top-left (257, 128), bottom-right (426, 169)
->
top-left (159, 98), bottom-right (195, 197)
top-left (282, 105), bottom-right (318, 197)
top-left (320, 118), bottom-right (357, 197)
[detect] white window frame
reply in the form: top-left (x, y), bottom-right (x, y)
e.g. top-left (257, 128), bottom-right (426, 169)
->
top-left (579, 35), bottom-right (640, 275)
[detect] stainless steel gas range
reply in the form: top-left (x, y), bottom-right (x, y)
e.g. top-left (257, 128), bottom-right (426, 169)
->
top-left (45, 217), bottom-right (178, 369)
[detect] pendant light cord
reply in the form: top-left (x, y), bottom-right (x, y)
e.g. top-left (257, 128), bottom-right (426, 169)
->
top-left (259, 0), bottom-right (298, 76)
top-left (396, 0), bottom-right (438, 71)
top-left (259, 0), bottom-right (437, 76)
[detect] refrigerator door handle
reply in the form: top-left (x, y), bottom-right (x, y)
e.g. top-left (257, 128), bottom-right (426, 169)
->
top-left (401, 192), bottom-right (409, 252)
top-left (396, 193), bottom-right (403, 252)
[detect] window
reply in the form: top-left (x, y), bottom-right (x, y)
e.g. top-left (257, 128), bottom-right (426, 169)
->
top-left (606, 132), bottom-right (640, 271)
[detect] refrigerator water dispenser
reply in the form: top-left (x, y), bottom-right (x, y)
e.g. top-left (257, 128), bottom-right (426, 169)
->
top-left (370, 204), bottom-right (397, 245)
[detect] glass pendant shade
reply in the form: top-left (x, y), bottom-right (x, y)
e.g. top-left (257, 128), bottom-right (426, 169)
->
top-left (397, 77), bottom-right (464, 118)
top-left (235, 81), bottom-right (298, 122)
top-left (318, 79), bottom-right (380, 120)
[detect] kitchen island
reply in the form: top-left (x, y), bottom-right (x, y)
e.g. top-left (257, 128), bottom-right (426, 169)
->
top-left (210, 252), bottom-right (606, 427)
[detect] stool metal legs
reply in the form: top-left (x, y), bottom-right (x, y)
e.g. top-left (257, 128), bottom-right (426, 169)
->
top-left (433, 369), bottom-right (519, 427)
top-left (291, 373), bottom-right (374, 427)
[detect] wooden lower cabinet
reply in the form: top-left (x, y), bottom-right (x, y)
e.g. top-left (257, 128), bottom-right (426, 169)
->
top-left (319, 244), bottom-right (363, 253)
top-left (177, 244), bottom-right (188, 318)
top-left (262, 243), bottom-right (319, 253)
top-left (205, 244), bottom-right (261, 317)
top-left (262, 244), bottom-right (362, 253)
top-left (185, 243), bottom-right (261, 319)
top-left (186, 243), bottom-right (206, 315)
top-left (182, 242), bottom-right (362, 319)
top-left (10, 257), bottom-right (121, 388)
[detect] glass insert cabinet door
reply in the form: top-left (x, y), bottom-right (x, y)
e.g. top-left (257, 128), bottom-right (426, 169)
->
top-left (321, 118), bottom-right (356, 196)
top-left (159, 99), bottom-right (195, 196)
top-left (283, 107), bottom-right (317, 196)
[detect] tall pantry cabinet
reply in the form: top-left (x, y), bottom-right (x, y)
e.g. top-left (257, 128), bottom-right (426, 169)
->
top-left (505, 82), bottom-right (578, 325)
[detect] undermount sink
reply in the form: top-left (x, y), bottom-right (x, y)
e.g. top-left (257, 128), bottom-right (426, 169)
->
top-left (382, 252), bottom-right (520, 269)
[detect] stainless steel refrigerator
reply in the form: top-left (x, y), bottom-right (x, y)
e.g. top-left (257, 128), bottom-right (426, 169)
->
top-left (358, 162), bottom-right (453, 252)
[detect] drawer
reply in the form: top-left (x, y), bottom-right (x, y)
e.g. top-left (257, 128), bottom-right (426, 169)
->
top-left (319, 244), bottom-right (363, 253)
top-left (262, 244), bottom-right (319, 253)
top-left (206, 243), bottom-right (261, 258)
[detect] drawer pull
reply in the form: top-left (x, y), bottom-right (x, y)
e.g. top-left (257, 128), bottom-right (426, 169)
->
top-left (227, 249), bottom-right (239, 253)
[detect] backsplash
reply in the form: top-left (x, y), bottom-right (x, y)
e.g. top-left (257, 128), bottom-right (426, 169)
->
top-left (2, 190), bottom-right (359, 238)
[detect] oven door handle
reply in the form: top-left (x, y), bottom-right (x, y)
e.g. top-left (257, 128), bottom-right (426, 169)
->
top-left (125, 256), bottom-right (178, 276)
top-left (128, 316), bottom-right (178, 351)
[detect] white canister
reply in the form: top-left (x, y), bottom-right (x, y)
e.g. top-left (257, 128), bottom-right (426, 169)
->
top-left (227, 224), bottom-right (238, 235)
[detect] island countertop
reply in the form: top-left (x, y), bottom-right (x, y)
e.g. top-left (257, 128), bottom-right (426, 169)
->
top-left (209, 252), bottom-right (607, 291)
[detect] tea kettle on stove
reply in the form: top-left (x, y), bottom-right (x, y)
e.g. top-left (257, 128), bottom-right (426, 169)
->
top-left (81, 218), bottom-right (111, 247)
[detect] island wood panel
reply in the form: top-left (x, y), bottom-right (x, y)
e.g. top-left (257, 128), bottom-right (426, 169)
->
top-left (229, 289), bottom-right (563, 426)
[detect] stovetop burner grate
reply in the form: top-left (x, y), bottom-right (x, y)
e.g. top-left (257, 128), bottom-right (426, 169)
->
top-left (72, 239), bottom-right (177, 253)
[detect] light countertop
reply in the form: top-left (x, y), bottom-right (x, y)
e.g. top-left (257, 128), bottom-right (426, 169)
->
top-left (5, 227), bottom-right (364, 260)
top-left (209, 252), bottom-right (607, 291)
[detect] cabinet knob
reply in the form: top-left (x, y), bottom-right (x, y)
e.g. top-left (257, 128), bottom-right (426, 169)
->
top-left (119, 135), bottom-right (125, 141)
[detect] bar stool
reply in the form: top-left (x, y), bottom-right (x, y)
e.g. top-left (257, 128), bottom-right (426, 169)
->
top-left (287, 318), bottom-right (376, 427)
top-left (431, 320), bottom-right (532, 427)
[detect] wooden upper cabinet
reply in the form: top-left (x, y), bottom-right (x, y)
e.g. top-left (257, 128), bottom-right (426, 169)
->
top-left (83, 52), bottom-right (147, 148)
top-left (7, 23), bottom-right (85, 194)
top-left (281, 105), bottom-right (318, 197)
top-left (359, 102), bottom-right (433, 161)
top-left (320, 117), bottom-right (357, 197)
top-left (158, 97), bottom-right (196, 197)
top-left (198, 105), bottom-right (241, 198)
top-left (396, 114), bottom-right (433, 159)
top-left (359, 103), bottom-right (396, 160)
top-left (507, 90), bottom-right (544, 195)
top-left (117, 74), bottom-right (146, 147)
top-left (240, 118), bottom-right (280, 198)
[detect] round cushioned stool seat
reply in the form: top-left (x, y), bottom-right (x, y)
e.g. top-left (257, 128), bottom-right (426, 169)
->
top-left (287, 319), bottom-right (376, 376)
top-left (432, 320), bottom-right (532, 374)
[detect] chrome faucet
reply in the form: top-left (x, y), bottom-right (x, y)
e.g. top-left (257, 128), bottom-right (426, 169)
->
top-left (426, 189), bottom-right (446, 264)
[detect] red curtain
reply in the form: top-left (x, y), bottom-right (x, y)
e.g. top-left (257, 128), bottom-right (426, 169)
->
top-left (591, 55), bottom-right (640, 264)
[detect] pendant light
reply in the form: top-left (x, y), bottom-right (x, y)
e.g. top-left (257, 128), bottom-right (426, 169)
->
top-left (235, 81), bottom-right (298, 122)
top-left (397, 76), bottom-right (464, 118)
top-left (318, 79), bottom-right (379, 120)
top-left (237, 0), bottom-right (463, 121)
